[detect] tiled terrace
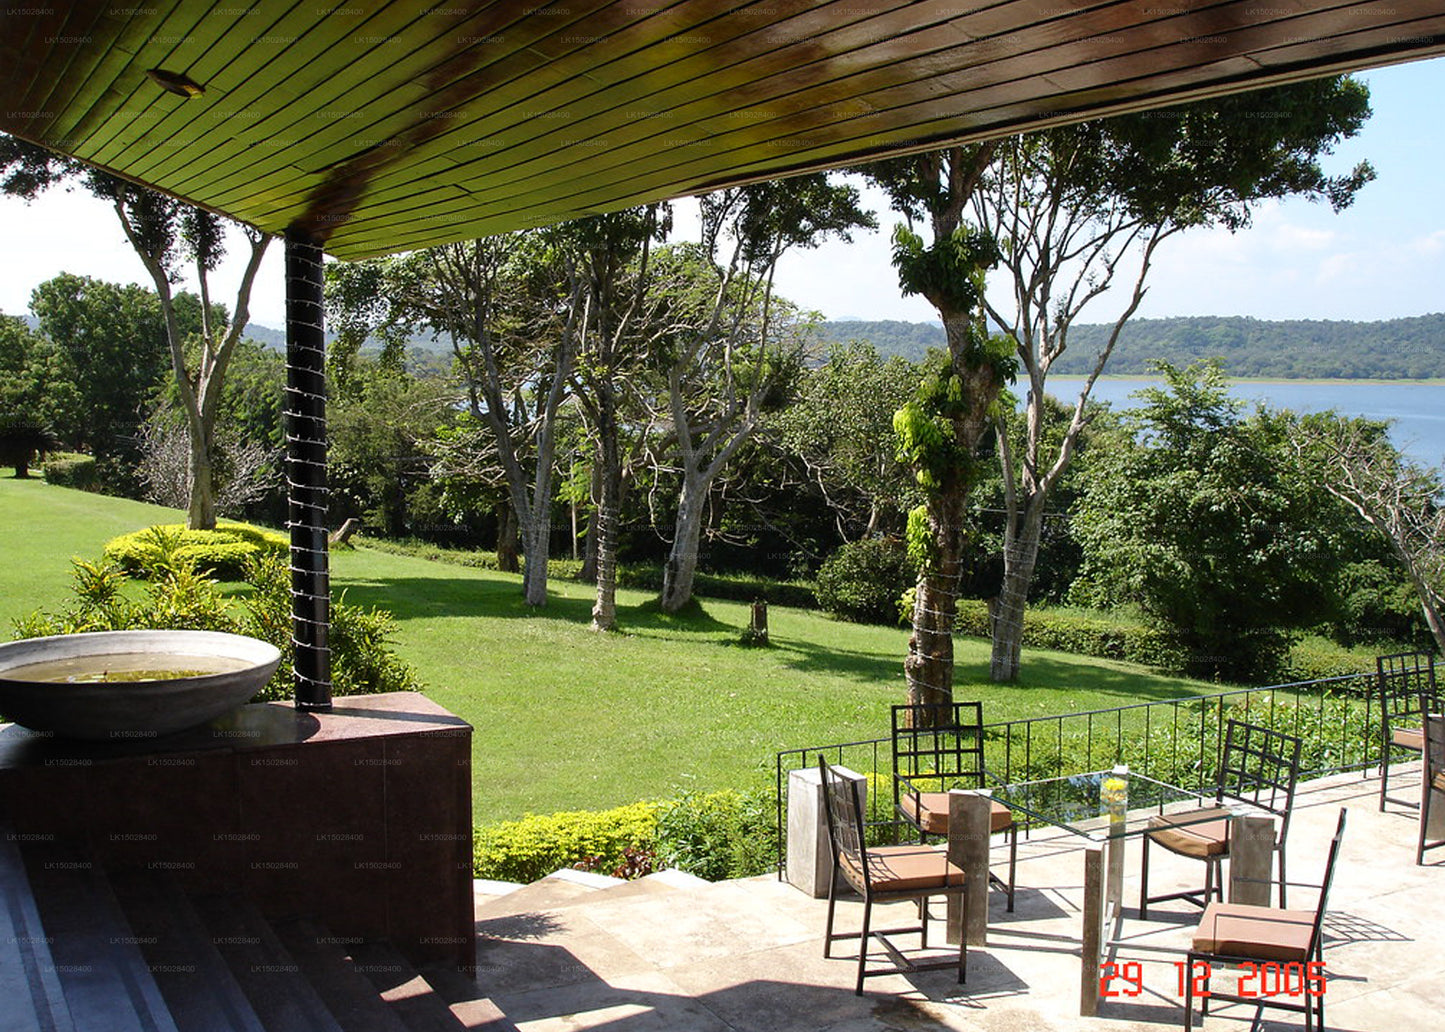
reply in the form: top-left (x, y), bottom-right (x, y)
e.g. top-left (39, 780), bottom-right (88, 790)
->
top-left (470, 765), bottom-right (1440, 1032)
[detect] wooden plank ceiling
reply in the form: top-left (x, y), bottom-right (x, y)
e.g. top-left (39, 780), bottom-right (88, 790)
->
top-left (2, 1), bottom-right (1442, 260)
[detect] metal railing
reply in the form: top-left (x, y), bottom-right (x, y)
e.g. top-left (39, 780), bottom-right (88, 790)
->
top-left (775, 671), bottom-right (1381, 876)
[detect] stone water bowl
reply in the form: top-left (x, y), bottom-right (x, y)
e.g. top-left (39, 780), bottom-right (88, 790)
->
top-left (0, 630), bottom-right (281, 740)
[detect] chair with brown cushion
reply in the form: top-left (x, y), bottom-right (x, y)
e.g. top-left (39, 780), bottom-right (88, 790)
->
top-left (1183, 807), bottom-right (1347, 1031)
top-left (818, 757), bottom-right (968, 995)
top-left (891, 701), bottom-right (1017, 911)
top-left (1140, 719), bottom-right (1302, 919)
top-left (1418, 712), bottom-right (1445, 865)
top-left (1376, 651), bottom-right (1439, 811)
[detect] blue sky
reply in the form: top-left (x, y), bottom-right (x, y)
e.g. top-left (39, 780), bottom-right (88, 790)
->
top-left (1, 56), bottom-right (1441, 330)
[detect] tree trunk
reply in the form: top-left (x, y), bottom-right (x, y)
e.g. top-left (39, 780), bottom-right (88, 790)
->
top-left (902, 308), bottom-right (1008, 712)
top-left (187, 431), bottom-right (217, 529)
top-left (989, 494), bottom-right (1047, 683)
top-left (660, 471), bottom-right (707, 613)
top-left (496, 502), bottom-right (520, 573)
top-left (590, 391), bottom-right (621, 632)
top-left (905, 493), bottom-right (967, 720)
top-left (520, 510), bottom-right (551, 605)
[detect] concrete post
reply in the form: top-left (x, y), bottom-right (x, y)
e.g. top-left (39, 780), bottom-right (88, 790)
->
top-left (786, 764), bottom-right (866, 897)
top-left (945, 789), bottom-right (991, 946)
top-left (1228, 813), bottom-right (1277, 907)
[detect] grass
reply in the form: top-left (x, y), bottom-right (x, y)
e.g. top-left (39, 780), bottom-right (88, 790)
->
top-left (1, 476), bottom-right (1225, 825)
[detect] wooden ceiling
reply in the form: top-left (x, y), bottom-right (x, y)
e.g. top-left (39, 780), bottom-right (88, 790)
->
top-left (2, 1), bottom-right (1442, 260)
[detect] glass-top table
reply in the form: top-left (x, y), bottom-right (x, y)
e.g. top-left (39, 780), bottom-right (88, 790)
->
top-left (993, 767), bottom-right (1214, 842)
top-left (958, 766), bottom-right (1280, 1016)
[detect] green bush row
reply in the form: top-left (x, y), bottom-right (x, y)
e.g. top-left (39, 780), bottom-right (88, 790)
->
top-left (953, 599), bottom-right (1187, 670)
top-left (42, 453), bottom-right (100, 491)
top-left (358, 538), bottom-right (818, 609)
top-left (473, 802), bottom-right (659, 885)
top-left (104, 523), bottom-right (288, 582)
top-left (472, 788), bottom-right (778, 884)
top-left (979, 691), bottom-right (1374, 797)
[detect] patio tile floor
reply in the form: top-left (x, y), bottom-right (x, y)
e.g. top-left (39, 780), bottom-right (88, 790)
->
top-left (470, 767), bottom-right (1440, 1031)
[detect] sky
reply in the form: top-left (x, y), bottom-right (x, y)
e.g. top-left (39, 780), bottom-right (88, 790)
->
top-left (1, 56), bottom-right (1441, 331)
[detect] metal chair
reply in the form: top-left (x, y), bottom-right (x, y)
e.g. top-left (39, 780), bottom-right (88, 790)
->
top-left (1141, 719), bottom-right (1302, 918)
top-left (818, 757), bottom-right (968, 995)
top-left (1376, 651), bottom-right (1439, 811)
top-left (1419, 712), bottom-right (1445, 865)
top-left (891, 701), bottom-right (1017, 911)
top-left (1183, 808), bottom-right (1347, 1032)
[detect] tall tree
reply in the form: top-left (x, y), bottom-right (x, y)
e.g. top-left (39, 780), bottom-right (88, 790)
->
top-left (1295, 414), bottom-right (1445, 652)
top-left (1070, 361), bottom-right (1349, 681)
top-left (28, 273), bottom-right (171, 482)
top-left (560, 205), bottom-right (671, 632)
top-left (0, 135), bottom-right (270, 528)
top-left (326, 234), bottom-right (574, 605)
top-left (777, 341), bottom-right (919, 544)
top-left (974, 77), bottom-right (1374, 681)
top-left (654, 174), bottom-right (873, 612)
top-left (864, 145), bottom-right (1010, 713)
top-left (0, 313), bottom-right (72, 457)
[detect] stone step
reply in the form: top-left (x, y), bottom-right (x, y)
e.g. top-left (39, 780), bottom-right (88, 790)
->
top-left (348, 941), bottom-right (474, 1032)
top-left (106, 868), bottom-right (267, 1032)
top-left (270, 918), bottom-right (414, 1032)
top-left (471, 869), bottom-right (622, 920)
top-left (189, 893), bottom-right (343, 1032)
top-left (21, 842), bottom-right (179, 1032)
top-left (0, 828), bottom-right (73, 1032)
top-left (415, 961), bottom-right (518, 1031)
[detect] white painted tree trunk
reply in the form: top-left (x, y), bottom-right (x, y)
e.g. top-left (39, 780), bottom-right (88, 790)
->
top-left (660, 471), bottom-right (707, 613)
top-left (989, 495), bottom-right (1047, 683)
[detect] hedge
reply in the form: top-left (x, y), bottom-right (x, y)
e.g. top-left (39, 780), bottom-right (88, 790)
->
top-left (104, 522), bottom-right (288, 581)
top-left (472, 802), bottom-right (659, 884)
top-left (472, 788), bottom-right (779, 884)
top-left (359, 538), bottom-right (818, 609)
top-left (42, 453), bottom-right (99, 492)
top-left (953, 599), bottom-right (1186, 670)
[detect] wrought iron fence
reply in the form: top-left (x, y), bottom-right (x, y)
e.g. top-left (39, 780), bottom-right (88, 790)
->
top-left (774, 671), bottom-right (1382, 877)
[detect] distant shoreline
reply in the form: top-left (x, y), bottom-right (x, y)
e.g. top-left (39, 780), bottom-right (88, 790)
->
top-left (1049, 375), bottom-right (1445, 386)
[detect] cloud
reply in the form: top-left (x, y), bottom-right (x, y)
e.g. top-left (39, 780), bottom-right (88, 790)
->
top-left (1409, 229), bottom-right (1445, 256)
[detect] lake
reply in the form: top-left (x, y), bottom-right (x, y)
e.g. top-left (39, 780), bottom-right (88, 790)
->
top-left (1049, 378), bottom-right (1445, 467)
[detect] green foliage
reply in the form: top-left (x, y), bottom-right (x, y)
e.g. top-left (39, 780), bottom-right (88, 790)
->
top-left (0, 412), bottom-right (57, 477)
top-left (815, 538), bottom-right (915, 625)
top-left (104, 522), bottom-right (287, 581)
top-left (653, 789), bottom-right (777, 882)
top-left (41, 452), bottom-right (98, 491)
top-left (774, 341), bottom-right (920, 541)
top-left (28, 273), bottom-right (171, 479)
top-left (329, 369), bottom-right (460, 539)
top-left (472, 802), bottom-right (659, 884)
top-left (988, 690), bottom-right (1373, 794)
top-left (891, 223), bottom-right (999, 314)
top-left (470, 790), bottom-right (778, 885)
top-left (16, 547), bottom-right (421, 703)
top-left (953, 599), bottom-right (1186, 670)
top-left (359, 537), bottom-right (821, 608)
top-left (893, 351), bottom-right (977, 494)
top-left (1070, 361), bottom-right (1354, 682)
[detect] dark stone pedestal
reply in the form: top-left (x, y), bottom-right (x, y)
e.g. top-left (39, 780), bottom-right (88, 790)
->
top-left (0, 692), bottom-right (474, 970)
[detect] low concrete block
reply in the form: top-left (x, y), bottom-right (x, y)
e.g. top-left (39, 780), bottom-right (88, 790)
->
top-left (786, 764), bottom-right (866, 898)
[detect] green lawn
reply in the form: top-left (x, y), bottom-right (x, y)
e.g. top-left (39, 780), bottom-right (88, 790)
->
top-left (0, 476), bottom-right (1221, 825)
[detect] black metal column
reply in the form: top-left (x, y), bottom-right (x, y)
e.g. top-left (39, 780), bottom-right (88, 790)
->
top-left (284, 226), bottom-right (331, 710)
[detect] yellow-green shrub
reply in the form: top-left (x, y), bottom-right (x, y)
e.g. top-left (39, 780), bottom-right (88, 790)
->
top-left (472, 802), bottom-right (658, 883)
top-left (104, 522), bottom-right (287, 581)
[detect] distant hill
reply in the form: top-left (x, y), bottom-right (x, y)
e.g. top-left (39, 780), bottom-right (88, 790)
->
top-left (813, 314), bottom-right (1445, 380)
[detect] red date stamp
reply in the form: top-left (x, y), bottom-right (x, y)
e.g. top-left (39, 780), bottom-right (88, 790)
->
top-left (1100, 960), bottom-right (1326, 999)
